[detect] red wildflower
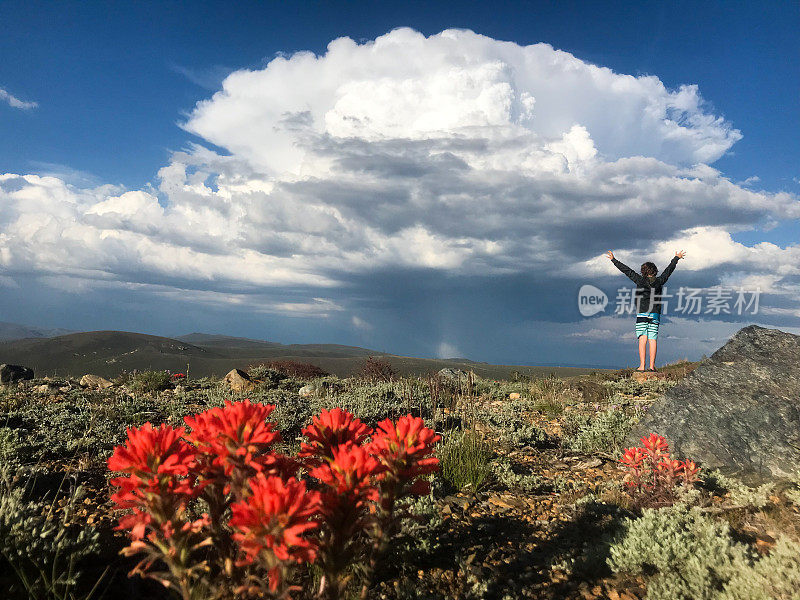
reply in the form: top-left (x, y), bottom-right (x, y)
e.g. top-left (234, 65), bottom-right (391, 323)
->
top-left (681, 460), bottom-right (700, 485)
top-left (620, 447), bottom-right (645, 468)
top-left (184, 400), bottom-right (281, 478)
top-left (230, 475), bottom-right (320, 589)
top-left (107, 423), bottom-right (199, 540)
top-left (108, 422), bottom-right (196, 478)
top-left (310, 443), bottom-right (383, 501)
top-left (299, 408), bottom-right (372, 462)
top-left (369, 415), bottom-right (441, 484)
top-left (641, 433), bottom-right (669, 461)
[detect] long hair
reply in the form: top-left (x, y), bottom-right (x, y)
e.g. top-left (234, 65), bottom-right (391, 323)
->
top-left (640, 262), bottom-right (658, 278)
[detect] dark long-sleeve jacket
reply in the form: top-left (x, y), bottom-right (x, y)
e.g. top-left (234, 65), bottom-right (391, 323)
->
top-left (612, 256), bottom-right (679, 314)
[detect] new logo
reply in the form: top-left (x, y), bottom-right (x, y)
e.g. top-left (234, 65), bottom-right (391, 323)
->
top-left (578, 284), bottom-right (608, 317)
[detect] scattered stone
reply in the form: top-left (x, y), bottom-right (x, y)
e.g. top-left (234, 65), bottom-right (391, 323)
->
top-left (80, 374), bottom-right (113, 390)
top-left (630, 325), bottom-right (800, 479)
top-left (224, 368), bottom-right (255, 393)
top-left (298, 384), bottom-right (317, 398)
top-left (34, 384), bottom-right (52, 393)
top-left (0, 363), bottom-right (34, 385)
top-left (508, 392), bottom-right (521, 400)
top-left (575, 458), bottom-right (603, 469)
top-left (631, 371), bottom-right (667, 382)
top-left (437, 368), bottom-right (479, 383)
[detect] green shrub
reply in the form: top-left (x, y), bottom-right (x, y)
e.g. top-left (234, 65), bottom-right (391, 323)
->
top-left (492, 458), bottom-right (542, 492)
top-left (721, 537), bottom-right (800, 600)
top-left (394, 493), bottom-right (444, 558)
top-left (270, 392), bottom-right (313, 438)
top-left (603, 377), bottom-right (676, 398)
top-left (786, 474), bottom-right (800, 506)
top-left (246, 365), bottom-right (288, 387)
top-left (564, 408), bottom-right (639, 454)
top-left (608, 503), bottom-right (751, 600)
top-left (0, 427), bottom-right (28, 466)
top-left (573, 379), bottom-right (613, 404)
top-left (128, 370), bottom-right (171, 393)
top-left (0, 469), bottom-right (105, 599)
top-left (531, 398), bottom-right (564, 418)
top-left (477, 399), bottom-right (549, 448)
top-left (528, 376), bottom-right (581, 406)
top-left (704, 470), bottom-right (774, 509)
top-left (313, 381), bottom-right (407, 426)
top-left (438, 429), bottom-right (493, 491)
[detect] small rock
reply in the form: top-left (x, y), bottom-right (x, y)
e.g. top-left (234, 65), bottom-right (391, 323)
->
top-left (80, 374), bottom-right (113, 390)
top-left (576, 458), bottom-right (603, 469)
top-left (508, 392), bottom-right (521, 400)
top-left (298, 384), bottom-right (317, 398)
top-left (0, 364), bottom-right (34, 385)
top-left (224, 369), bottom-right (255, 393)
top-left (34, 384), bottom-right (51, 394)
top-left (631, 371), bottom-right (667, 382)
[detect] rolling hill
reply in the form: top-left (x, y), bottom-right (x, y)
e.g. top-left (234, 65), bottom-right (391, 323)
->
top-left (0, 330), bottom-right (604, 379)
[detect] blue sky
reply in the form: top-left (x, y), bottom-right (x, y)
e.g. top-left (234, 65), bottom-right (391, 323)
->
top-left (1, 1), bottom-right (798, 367)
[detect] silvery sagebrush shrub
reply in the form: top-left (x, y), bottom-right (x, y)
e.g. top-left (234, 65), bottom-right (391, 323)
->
top-left (476, 399), bottom-right (549, 448)
top-left (0, 426), bottom-right (28, 467)
top-left (786, 475), bottom-right (800, 506)
top-left (720, 537), bottom-right (800, 600)
top-left (0, 469), bottom-right (105, 600)
top-left (394, 492), bottom-right (444, 557)
top-left (565, 408), bottom-right (640, 454)
top-left (608, 503), bottom-right (752, 600)
top-left (491, 457), bottom-right (542, 492)
top-left (704, 469), bottom-right (774, 509)
top-left (313, 381), bottom-right (408, 426)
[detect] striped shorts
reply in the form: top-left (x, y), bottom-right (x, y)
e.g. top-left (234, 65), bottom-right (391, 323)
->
top-left (635, 312), bottom-right (660, 339)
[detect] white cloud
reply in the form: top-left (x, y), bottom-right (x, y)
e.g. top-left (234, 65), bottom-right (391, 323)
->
top-left (1, 28), bottom-right (798, 323)
top-left (0, 87), bottom-right (38, 110)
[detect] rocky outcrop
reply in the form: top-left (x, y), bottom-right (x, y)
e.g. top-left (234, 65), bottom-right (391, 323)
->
top-left (437, 368), bottom-right (479, 383)
top-left (224, 369), bottom-right (255, 393)
top-left (630, 325), bottom-right (800, 479)
top-left (80, 374), bottom-right (114, 390)
top-left (0, 364), bottom-right (34, 385)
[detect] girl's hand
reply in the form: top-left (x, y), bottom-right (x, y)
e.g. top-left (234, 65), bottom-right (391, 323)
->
top-left (675, 250), bottom-right (686, 259)
top-left (605, 250), bottom-right (615, 260)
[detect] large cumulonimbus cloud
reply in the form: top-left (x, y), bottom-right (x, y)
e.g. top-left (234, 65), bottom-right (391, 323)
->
top-left (1, 27), bottom-right (799, 322)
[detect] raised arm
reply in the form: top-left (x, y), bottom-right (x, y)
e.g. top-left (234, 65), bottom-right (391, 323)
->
top-left (656, 250), bottom-right (686, 285)
top-left (606, 251), bottom-right (646, 286)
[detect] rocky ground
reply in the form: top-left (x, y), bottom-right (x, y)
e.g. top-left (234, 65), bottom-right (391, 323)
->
top-left (2, 361), bottom-right (799, 600)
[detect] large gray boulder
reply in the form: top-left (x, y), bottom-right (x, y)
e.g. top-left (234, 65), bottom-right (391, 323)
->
top-left (630, 325), bottom-right (800, 479)
top-left (0, 363), bottom-right (34, 385)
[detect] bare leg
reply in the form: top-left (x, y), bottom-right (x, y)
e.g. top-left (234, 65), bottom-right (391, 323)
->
top-left (637, 335), bottom-right (647, 370)
top-left (648, 338), bottom-right (657, 370)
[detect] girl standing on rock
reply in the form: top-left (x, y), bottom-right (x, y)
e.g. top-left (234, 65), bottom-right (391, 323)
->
top-left (605, 250), bottom-right (686, 371)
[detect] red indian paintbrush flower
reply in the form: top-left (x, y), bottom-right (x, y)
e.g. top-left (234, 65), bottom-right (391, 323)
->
top-left (230, 475), bottom-right (320, 591)
top-left (107, 423), bottom-right (199, 540)
top-left (299, 408), bottom-right (372, 463)
top-left (369, 415), bottom-right (441, 488)
top-left (640, 433), bottom-right (669, 461)
top-left (681, 459), bottom-right (701, 484)
top-left (620, 447), bottom-right (645, 470)
top-left (108, 422), bottom-right (196, 478)
top-left (184, 400), bottom-right (282, 478)
top-left (310, 443), bottom-right (383, 501)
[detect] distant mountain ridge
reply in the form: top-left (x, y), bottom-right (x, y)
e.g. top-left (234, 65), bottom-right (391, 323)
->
top-left (0, 321), bottom-right (76, 342)
top-left (0, 328), bottom-right (603, 379)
